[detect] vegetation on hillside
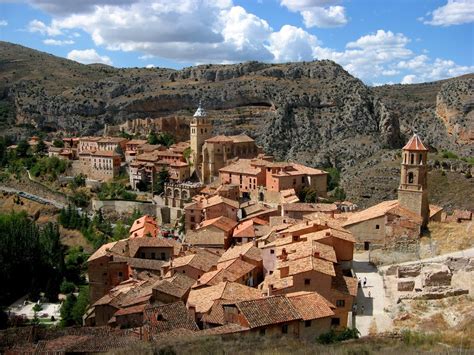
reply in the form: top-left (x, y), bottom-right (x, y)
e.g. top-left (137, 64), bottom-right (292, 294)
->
top-left (0, 212), bottom-right (87, 313)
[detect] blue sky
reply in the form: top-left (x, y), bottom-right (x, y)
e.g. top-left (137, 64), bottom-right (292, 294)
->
top-left (0, 0), bottom-right (473, 85)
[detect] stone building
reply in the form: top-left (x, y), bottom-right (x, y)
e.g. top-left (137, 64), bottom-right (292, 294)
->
top-left (398, 134), bottom-right (430, 227)
top-left (189, 103), bottom-right (261, 183)
top-left (164, 182), bottom-right (202, 209)
top-left (184, 195), bottom-right (239, 230)
top-left (342, 134), bottom-right (441, 249)
top-left (219, 158), bottom-right (327, 202)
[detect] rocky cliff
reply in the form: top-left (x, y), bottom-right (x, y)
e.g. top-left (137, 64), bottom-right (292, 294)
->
top-left (1, 41), bottom-right (473, 207)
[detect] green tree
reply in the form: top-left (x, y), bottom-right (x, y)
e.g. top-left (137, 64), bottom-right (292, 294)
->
top-left (72, 286), bottom-right (89, 325)
top-left (326, 167), bottom-right (341, 191)
top-left (113, 221), bottom-right (130, 240)
top-left (60, 293), bottom-right (77, 326)
top-left (153, 168), bottom-right (170, 195)
top-left (333, 186), bottom-right (347, 201)
top-left (16, 139), bottom-right (30, 158)
top-left (156, 132), bottom-right (175, 147)
top-left (53, 139), bottom-right (64, 148)
top-left (147, 130), bottom-right (159, 145)
top-left (35, 139), bottom-right (48, 155)
top-left (60, 280), bottom-right (76, 294)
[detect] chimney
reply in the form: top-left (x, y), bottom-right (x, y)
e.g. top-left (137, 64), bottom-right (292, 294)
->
top-left (331, 210), bottom-right (335, 218)
top-left (314, 251), bottom-right (320, 258)
top-left (268, 284), bottom-right (274, 296)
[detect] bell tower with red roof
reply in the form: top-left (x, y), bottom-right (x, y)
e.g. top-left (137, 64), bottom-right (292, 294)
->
top-left (398, 133), bottom-right (429, 227)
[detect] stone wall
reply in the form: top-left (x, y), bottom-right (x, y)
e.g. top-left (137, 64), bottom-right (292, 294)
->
top-left (91, 199), bottom-right (157, 216)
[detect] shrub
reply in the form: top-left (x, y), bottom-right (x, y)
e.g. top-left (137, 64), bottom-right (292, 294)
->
top-left (317, 327), bottom-right (359, 344)
top-left (441, 150), bottom-right (458, 160)
top-left (60, 280), bottom-right (76, 294)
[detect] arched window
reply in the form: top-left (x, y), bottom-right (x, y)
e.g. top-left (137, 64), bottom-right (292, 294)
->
top-left (410, 154), bottom-right (414, 164)
top-left (408, 172), bottom-right (414, 184)
top-left (419, 154), bottom-right (423, 164)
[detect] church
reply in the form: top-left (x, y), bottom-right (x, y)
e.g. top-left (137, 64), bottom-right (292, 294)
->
top-left (341, 134), bottom-right (443, 250)
top-left (189, 103), bottom-right (261, 183)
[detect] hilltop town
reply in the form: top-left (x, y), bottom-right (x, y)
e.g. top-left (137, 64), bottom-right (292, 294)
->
top-left (0, 99), bottom-right (472, 353)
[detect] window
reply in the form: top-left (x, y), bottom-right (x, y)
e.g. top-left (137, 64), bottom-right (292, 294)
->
top-left (182, 270), bottom-right (186, 274)
top-left (331, 318), bottom-right (340, 326)
top-left (410, 154), bottom-right (414, 164)
top-left (270, 249), bottom-right (275, 254)
top-left (140, 252), bottom-right (145, 258)
top-left (118, 272), bottom-right (123, 277)
top-left (408, 172), bottom-right (414, 184)
top-left (336, 300), bottom-right (345, 308)
top-left (151, 252), bottom-right (156, 259)
top-left (301, 177), bottom-right (305, 183)
top-left (281, 324), bottom-right (288, 334)
top-left (161, 252), bottom-right (166, 260)
top-left (259, 328), bottom-right (266, 336)
top-left (190, 216), bottom-right (195, 223)
top-left (305, 320), bottom-right (312, 328)
top-left (157, 314), bottom-right (164, 321)
top-left (419, 154), bottom-right (422, 164)
top-left (269, 271), bottom-right (273, 275)
top-left (304, 278), bottom-right (311, 285)
top-left (375, 225), bottom-right (380, 230)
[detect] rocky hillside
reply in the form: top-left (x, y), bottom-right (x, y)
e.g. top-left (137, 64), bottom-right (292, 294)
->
top-left (1, 41), bottom-right (473, 207)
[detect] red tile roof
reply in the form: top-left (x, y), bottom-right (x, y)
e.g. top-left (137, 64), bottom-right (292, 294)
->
top-left (286, 292), bottom-right (335, 320)
top-left (143, 301), bottom-right (199, 334)
top-left (402, 134), bottom-right (428, 151)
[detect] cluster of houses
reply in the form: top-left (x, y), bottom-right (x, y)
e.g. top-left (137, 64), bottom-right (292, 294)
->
top-left (82, 132), bottom-right (447, 343)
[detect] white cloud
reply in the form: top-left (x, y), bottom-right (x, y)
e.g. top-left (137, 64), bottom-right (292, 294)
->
top-left (28, 1), bottom-right (472, 85)
top-left (401, 74), bottom-right (417, 84)
top-left (267, 25), bottom-right (320, 62)
top-left (280, 0), bottom-right (348, 28)
top-left (27, 19), bottom-right (62, 36)
top-left (314, 30), bottom-right (412, 80)
top-left (423, 0), bottom-right (474, 26)
top-left (53, 1), bottom-right (273, 63)
top-left (0, 20), bottom-right (8, 27)
top-left (145, 64), bottom-right (155, 68)
top-left (67, 49), bottom-right (113, 65)
top-left (43, 38), bottom-right (75, 45)
top-left (27, 0), bottom-right (138, 15)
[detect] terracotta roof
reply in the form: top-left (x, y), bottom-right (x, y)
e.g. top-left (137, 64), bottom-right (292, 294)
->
top-left (233, 296), bottom-right (301, 328)
top-left (185, 229), bottom-right (228, 248)
top-left (232, 219), bottom-right (256, 238)
top-left (331, 267), bottom-right (358, 297)
top-left (196, 258), bottom-right (256, 287)
top-left (144, 302), bottom-right (199, 333)
top-left (98, 137), bottom-right (128, 144)
top-left (114, 303), bottom-right (146, 316)
top-left (198, 216), bottom-right (238, 233)
top-left (128, 237), bottom-right (176, 258)
top-left (206, 135), bottom-right (234, 143)
top-left (342, 200), bottom-right (399, 226)
top-left (187, 281), bottom-right (262, 314)
top-left (277, 240), bottom-right (337, 263)
top-left (229, 134), bottom-right (255, 143)
top-left (218, 242), bottom-right (262, 264)
top-left (429, 204), bottom-right (443, 218)
top-left (304, 228), bottom-right (356, 244)
top-left (126, 139), bottom-right (148, 145)
top-left (170, 252), bottom-right (219, 273)
top-left (87, 241), bottom-right (118, 262)
top-left (185, 194), bottom-right (240, 209)
top-left (152, 273), bottom-right (196, 299)
top-left (114, 256), bottom-right (167, 271)
top-left (402, 134), bottom-right (428, 151)
top-left (91, 150), bottom-right (121, 157)
top-left (283, 203), bottom-right (338, 212)
top-left (219, 159), bottom-right (261, 175)
top-left (286, 292), bottom-right (335, 320)
top-left (387, 204), bottom-right (423, 224)
top-left (279, 255), bottom-right (336, 277)
top-left (201, 299), bottom-right (227, 325)
top-left (130, 215), bottom-right (157, 233)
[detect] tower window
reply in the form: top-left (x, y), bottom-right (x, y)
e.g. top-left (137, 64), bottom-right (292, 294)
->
top-left (419, 154), bottom-right (423, 164)
top-left (408, 172), bottom-right (414, 184)
top-left (410, 154), bottom-right (414, 164)
top-left (376, 224), bottom-right (380, 229)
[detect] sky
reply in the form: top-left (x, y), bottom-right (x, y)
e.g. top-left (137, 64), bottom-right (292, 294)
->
top-left (0, 0), bottom-right (473, 85)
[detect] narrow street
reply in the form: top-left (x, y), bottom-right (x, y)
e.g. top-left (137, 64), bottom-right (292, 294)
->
top-left (352, 251), bottom-right (393, 336)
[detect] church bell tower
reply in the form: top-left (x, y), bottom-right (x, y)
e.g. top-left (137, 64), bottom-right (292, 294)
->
top-left (190, 102), bottom-right (212, 176)
top-left (398, 133), bottom-right (430, 228)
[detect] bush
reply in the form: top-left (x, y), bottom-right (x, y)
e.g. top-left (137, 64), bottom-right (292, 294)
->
top-left (60, 280), bottom-right (76, 294)
top-left (441, 150), bottom-right (458, 160)
top-left (317, 327), bottom-right (359, 344)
